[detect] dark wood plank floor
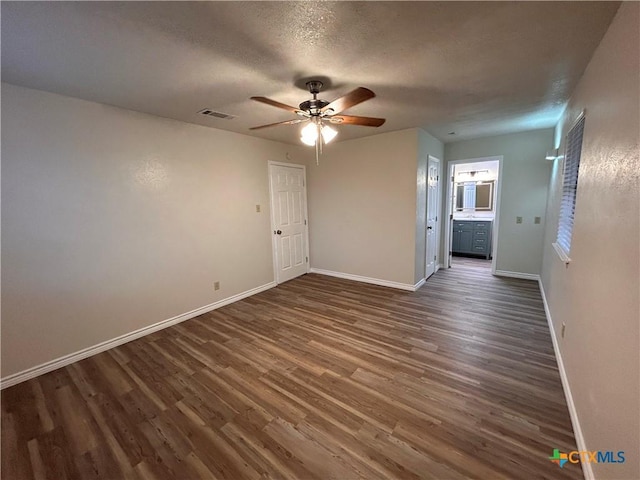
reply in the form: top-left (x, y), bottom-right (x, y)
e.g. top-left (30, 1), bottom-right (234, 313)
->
top-left (451, 256), bottom-right (492, 269)
top-left (2, 264), bottom-right (582, 479)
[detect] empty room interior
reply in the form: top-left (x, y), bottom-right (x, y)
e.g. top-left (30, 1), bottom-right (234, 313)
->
top-left (2, 2), bottom-right (639, 480)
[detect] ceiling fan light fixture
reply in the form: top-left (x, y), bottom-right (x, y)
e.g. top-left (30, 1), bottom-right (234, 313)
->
top-left (250, 81), bottom-right (384, 164)
top-left (300, 121), bottom-right (338, 147)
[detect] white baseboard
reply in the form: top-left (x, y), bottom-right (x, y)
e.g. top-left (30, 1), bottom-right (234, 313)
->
top-left (436, 263), bottom-right (444, 273)
top-left (309, 268), bottom-right (421, 292)
top-left (494, 269), bottom-right (540, 281)
top-left (538, 279), bottom-right (593, 480)
top-left (0, 281), bottom-right (276, 390)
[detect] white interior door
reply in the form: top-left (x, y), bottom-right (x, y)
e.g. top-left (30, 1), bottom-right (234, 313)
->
top-left (269, 163), bottom-right (309, 284)
top-left (446, 163), bottom-right (456, 268)
top-left (425, 156), bottom-right (440, 279)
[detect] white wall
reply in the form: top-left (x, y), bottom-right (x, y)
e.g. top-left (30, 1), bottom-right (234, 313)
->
top-left (541, 3), bottom-right (639, 479)
top-left (445, 129), bottom-right (554, 275)
top-left (305, 129), bottom-right (422, 287)
top-left (1, 83), bottom-right (304, 379)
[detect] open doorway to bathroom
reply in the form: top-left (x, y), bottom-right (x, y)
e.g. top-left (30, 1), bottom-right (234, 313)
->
top-left (444, 156), bottom-right (502, 273)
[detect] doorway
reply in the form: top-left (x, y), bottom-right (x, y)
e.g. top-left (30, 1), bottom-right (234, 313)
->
top-left (444, 156), bottom-right (502, 274)
top-left (268, 161), bottom-right (310, 284)
top-left (425, 155), bottom-right (441, 279)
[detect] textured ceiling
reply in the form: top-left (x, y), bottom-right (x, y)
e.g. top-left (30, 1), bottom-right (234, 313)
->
top-left (1, 1), bottom-right (620, 144)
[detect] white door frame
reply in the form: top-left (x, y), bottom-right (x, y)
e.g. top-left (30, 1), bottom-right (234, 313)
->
top-left (444, 156), bottom-right (503, 274)
top-left (268, 161), bottom-right (311, 284)
top-left (425, 155), bottom-right (442, 277)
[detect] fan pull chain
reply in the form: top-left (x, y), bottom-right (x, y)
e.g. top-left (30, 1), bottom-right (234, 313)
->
top-left (316, 122), bottom-right (323, 165)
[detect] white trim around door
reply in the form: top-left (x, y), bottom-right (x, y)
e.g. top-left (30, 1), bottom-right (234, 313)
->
top-left (444, 156), bottom-right (503, 273)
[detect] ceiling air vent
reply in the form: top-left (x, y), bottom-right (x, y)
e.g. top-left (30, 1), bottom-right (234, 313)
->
top-left (198, 108), bottom-right (236, 120)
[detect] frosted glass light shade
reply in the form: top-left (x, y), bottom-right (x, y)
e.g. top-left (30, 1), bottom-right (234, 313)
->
top-left (321, 125), bottom-right (337, 144)
top-left (300, 134), bottom-right (316, 146)
top-left (300, 122), bottom-right (318, 146)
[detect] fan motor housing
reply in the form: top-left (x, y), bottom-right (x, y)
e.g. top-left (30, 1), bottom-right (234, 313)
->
top-left (299, 99), bottom-right (329, 114)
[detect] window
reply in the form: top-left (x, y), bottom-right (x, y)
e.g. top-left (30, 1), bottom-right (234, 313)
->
top-left (554, 114), bottom-right (585, 262)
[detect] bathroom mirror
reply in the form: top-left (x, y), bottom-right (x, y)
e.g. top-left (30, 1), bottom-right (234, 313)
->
top-left (455, 180), bottom-right (494, 211)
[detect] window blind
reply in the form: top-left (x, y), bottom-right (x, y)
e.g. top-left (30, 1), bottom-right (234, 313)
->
top-left (556, 115), bottom-right (585, 255)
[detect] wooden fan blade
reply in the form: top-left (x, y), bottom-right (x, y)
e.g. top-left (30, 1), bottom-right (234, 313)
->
top-left (328, 115), bottom-right (386, 127)
top-left (250, 96), bottom-right (300, 114)
top-left (321, 87), bottom-right (375, 114)
top-left (249, 118), bottom-right (304, 130)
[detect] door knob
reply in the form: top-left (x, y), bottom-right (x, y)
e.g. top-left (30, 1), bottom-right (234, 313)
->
top-left (275, 230), bottom-right (282, 235)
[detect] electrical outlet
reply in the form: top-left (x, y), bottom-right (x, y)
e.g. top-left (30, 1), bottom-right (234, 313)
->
top-left (534, 216), bottom-right (541, 224)
top-left (255, 204), bottom-right (261, 213)
top-left (214, 281), bottom-right (220, 291)
top-left (516, 216), bottom-right (523, 224)
top-left (561, 322), bottom-right (566, 338)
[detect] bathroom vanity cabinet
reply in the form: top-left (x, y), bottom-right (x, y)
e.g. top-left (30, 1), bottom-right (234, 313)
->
top-left (452, 220), bottom-right (492, 259)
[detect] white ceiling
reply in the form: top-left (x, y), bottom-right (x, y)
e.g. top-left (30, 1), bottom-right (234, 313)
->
top-left (1, 1), bottom-right (620, 145)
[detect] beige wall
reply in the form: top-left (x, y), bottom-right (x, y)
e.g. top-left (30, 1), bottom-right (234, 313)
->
top-left (541, 3), bottom-right (639, 478)
top-left (445, 129), bottom-right (554, 275)
top-left (305, 129), bottom-right (421, 286)
top-left (416, 129), bottom-right (445, 282)
top-left (1, 83), bottom-right (304, 378)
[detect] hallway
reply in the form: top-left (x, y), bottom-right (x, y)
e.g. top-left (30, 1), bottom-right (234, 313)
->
top-left (450, 255), bottom-right (493, 271)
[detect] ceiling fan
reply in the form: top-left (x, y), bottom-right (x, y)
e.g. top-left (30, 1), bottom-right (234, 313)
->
top-left (250, 81), bottom-right (386, 163)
